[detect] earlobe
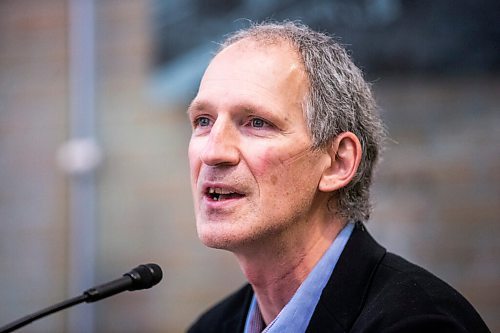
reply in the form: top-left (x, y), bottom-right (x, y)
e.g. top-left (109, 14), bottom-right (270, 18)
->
top-left (318, 132), bottom-right (362, 193)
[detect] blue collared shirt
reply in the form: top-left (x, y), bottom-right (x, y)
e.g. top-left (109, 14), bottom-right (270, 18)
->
top-left (244, 222), bottom-right (355, 333)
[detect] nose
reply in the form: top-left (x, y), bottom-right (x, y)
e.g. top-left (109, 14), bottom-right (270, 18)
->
top-left (200, 118), bottom-right (240, 166)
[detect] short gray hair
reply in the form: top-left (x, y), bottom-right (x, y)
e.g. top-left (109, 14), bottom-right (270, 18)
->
top-left (218, 21), bottom-right (385, 222)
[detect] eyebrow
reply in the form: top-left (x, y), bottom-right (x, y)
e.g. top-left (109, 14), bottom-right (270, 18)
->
top-left (186, 99), bottom-right (212, 116)
top-left (186, 100), bottom-right (200, 114)
top-left (187, 98), bottom-right (281, 123)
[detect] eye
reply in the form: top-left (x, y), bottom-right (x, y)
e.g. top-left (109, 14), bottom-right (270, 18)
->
top-left (250, 118), bottom-right (265, 128)
top-left (250, 118), bottom-right (265, 127)
top-left (194, 116), bottom-right (211, 127)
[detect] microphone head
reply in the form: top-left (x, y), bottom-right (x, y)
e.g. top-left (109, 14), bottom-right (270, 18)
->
top-left (125, 263), bottom-right (163, 291)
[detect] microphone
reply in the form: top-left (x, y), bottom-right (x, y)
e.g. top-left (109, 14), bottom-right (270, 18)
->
top-left (0, 263), bottom-right (163, 333)
top-left (84, 263), bottom-right (163, 302)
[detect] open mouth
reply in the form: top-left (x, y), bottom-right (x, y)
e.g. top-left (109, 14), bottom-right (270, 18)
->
top-left (205, 187), bottom-right (244, 201)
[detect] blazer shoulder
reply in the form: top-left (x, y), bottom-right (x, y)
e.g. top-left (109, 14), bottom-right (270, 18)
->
top-left (356, 252), bottom-right (491, 332)
top-left (187, 284), bottom-right (253, 333)
top-left (377, 252), bottom-right (475, 307)
top-left (309, 223), bottom-right (490, 332)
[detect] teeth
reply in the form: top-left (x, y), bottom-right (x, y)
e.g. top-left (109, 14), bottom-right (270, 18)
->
top-left (208, 187), bottom-right (232, 195)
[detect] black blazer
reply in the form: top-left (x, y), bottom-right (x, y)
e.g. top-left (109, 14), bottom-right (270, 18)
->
top-left (188, 223), bottom-right (490, 332)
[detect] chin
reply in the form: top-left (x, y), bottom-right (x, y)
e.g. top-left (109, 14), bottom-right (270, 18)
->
top-left (197, 221), bottom-right (258, 251)
top-left (197, 224), bottom-right (235, 250)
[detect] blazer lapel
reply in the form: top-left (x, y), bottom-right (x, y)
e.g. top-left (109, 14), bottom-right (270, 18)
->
top-left (307, 222), bottom-right (386, 332)
top-left (221, 284), bottom-right (254, 333)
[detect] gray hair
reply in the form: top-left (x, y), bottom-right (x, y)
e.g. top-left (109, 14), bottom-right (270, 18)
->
top-left (218, 21), bottom-right (385, 222)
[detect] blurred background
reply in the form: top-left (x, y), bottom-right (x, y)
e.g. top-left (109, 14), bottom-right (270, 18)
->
top-left (1, 0), bottom-right (499, 332)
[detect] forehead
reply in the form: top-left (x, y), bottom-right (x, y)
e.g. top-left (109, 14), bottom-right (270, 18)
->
top-left (192, 39), bottom-right (308, 113)
top-left (203, 39), bottom-right (305, 83)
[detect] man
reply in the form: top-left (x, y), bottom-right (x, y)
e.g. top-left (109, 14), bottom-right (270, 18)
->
top-left (187, 21), bottom-right (490, 332)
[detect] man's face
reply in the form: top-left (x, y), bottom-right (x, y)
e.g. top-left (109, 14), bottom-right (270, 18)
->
top-left (188, 40), bottom-right (331, 251)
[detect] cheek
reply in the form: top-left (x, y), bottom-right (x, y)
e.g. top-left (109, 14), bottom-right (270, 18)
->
top-left (188, 140), bottom-right (201, 184)
top-left (250, 145), bottom-right (312, 186)
top-left (270, 174), bottom-right (278, 185)
top-left (249, 146), bottom-right (284, 180)
top-left (250, 146), bottom-right (322, 217)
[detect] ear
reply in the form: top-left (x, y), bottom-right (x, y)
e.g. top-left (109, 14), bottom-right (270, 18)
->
top-left (318, 132), bottom-right (362, 193)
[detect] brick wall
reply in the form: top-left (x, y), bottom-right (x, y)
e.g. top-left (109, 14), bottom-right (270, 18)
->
top-left (371, 76), bottom-right (500, 330)
top-left (0, 1), bottom-right (498, 332)
top-left (0, 0), bottom-right (68, 331)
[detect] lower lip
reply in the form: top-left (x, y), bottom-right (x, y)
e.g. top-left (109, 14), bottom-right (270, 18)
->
top-left (202, 194), bottom-right (245, 209)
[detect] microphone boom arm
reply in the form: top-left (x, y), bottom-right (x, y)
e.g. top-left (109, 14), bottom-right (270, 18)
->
top-left (0, 294), bottom-right (87, 333)
top-left (0, 263), bottom-right (163, 333)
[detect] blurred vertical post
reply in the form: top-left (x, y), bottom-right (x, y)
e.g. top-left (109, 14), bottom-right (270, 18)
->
top-left (67, 0), bottom-right (97, 332)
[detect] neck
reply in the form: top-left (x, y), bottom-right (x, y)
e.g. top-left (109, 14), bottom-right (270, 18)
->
top-left (234, 217), bottom-right (345, 325)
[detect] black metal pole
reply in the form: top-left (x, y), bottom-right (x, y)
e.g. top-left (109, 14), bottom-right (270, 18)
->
top-left (0, 294), bottom-right (87, 333)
